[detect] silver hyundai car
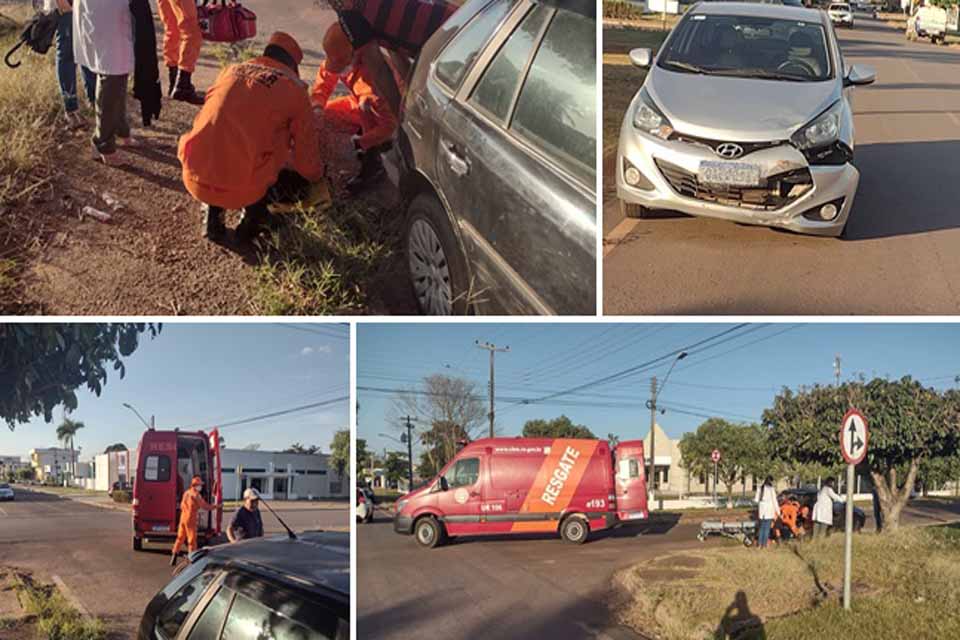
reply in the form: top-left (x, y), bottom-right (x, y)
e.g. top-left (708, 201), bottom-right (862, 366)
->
top-left (616, 2), bottom-right (876, 237)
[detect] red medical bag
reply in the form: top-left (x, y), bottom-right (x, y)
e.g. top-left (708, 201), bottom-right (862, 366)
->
top-left (197, 1), bottom-right (257, 43)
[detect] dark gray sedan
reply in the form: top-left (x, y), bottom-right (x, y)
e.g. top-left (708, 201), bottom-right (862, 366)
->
top-left (387, 0), bottom-right (597, 315)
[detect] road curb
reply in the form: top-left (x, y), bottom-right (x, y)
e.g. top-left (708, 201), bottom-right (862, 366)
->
top-left (51, 574), bottom-right (91, 619)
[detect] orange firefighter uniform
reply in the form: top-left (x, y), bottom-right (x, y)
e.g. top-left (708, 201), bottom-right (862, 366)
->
top-left (178, 33), bottom-right (324, 210)
top-left (171, 476), bottom-right (214, 556)
top-left (311, 23), bottom-right (397, 152)
top-left (778, 500), bottom-right (802, 538)
top-left (157, 0), bottom-right (202, 73)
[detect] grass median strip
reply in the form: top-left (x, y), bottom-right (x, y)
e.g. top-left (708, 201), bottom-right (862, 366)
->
top-left (612, 524), bottom-right (960, 639)
top-left (4, 570), bottom-right (105, 640)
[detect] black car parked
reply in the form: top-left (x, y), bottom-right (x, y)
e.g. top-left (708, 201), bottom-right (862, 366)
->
top-left (138, 531), bottom-right (348, 640)
top-left (779, 487), bottom-right (866, 532)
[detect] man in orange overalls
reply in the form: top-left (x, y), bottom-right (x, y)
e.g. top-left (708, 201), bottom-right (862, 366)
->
top-left (157, 0), bottom-right (204, 104)
top-left (179, 32), bottom-right (324, 242)
top-left (170, 475), bottom-right (216, 565)
top-left (311, 22), bottom-right (397, 194)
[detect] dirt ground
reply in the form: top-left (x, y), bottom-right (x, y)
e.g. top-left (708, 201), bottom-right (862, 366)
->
top-left (0, 8), bottom-right (415, 315)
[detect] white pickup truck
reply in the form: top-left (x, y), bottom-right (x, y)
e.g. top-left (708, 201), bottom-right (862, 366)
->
top-left (907, 5), bottom-right (948, 44)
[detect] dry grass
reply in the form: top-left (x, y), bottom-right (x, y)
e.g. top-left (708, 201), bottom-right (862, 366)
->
top-left (613, 525), bottom-right (960, 639)
top-left (11, 571), bottom-right (105, 640)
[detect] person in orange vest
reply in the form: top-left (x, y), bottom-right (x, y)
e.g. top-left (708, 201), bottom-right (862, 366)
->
top-left (170, 475), bottom-right (216, 565)
top-left (311, 23), bottom-right (398, 194)
top-left (778, 498), bottom-right (803, 540)
top-left (156, 0), bottom-right (204, 104)
top-left (178, 32), bottom-right (325, 242)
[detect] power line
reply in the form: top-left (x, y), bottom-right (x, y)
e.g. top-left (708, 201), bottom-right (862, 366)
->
top-left (196, 395), bottom-right (349, 430)
top-left (278, 323), bottom-right (350, 340)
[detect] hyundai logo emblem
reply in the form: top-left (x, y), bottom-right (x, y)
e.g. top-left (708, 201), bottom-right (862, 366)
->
top-left (715, 143), bottom-right (744, 159)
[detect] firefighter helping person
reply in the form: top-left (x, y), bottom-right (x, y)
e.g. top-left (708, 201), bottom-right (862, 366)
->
top-left (170, 475), bottom-right (217, 566)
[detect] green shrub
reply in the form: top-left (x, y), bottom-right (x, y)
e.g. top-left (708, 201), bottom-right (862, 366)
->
top-left (111, 489), bottom-right (132, 504)
top-left (604, 0), bottom-right (648, 21)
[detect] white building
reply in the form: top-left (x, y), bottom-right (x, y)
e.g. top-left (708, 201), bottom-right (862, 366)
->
top-left (29, 447), bottom-right (79, 483)
top-left (93, 450), bottom-right (135, 491)
top-left (0, 455), bottom-right (28, 476)
top-left (220, 449), bottom-right (347, 501)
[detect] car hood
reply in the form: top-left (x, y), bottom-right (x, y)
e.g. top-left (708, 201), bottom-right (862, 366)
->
top-left (647, 68), bottom-right (840, 142)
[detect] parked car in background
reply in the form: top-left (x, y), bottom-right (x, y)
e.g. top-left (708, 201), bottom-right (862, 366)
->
top-left (779, 487), bottom-right (866, 531)
top-left (828, 3), bottom-right (855, 27)
top-left (617, 2), bottom-right (876, 237)
top-left (388, 0), bottom-right (597, 315)
top-left (357, 486), bottom-right (375, 524)
top-left (907, 5), bottom-right (948, 44)
top-left (0, 483), bottom-right (14, 501)
top-left (137, 531), bottom-right (349, 640)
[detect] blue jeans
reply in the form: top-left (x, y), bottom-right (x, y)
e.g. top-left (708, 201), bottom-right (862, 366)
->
top-left (758, 518), bottom-right (772, 548)
top-left (55, 12), bottom-right (96, 112)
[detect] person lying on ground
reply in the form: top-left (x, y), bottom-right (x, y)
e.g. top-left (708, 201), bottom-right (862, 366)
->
top-left (73, 0), bottom-right (161, 165)
top-left (157, 0), bottom-right (204, 104)
top-left (178, 32), bottom-right (325, 243)
top-left (329, 0), bottom-right (459, 116)
top-left (311, 22), bottom-right (398, 194)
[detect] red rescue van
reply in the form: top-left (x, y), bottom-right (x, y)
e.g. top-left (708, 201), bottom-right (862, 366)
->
top-left (132, 428), bottom-right (223, 551)
top-left (394, 437), bottom-right (649, 547)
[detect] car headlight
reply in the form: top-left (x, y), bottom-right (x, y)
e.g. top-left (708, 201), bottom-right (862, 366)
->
top-left (632, 88), bottom-right (673, 140)
top-left (395, 499), bottom-right (408, 513)
top-left (791, 101), bottom-right (842, 150)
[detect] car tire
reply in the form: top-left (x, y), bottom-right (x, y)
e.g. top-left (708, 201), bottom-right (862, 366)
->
top-left (133, 536), bottom-right (142, 551)
top-left (404, 193), bottom-right (471, 315)
top-left (560, 515), bottom-right (590, 544)
top-left (414, 516), bottom-right (444, 549)
top-left (620, 199), bottom-right (651, 219)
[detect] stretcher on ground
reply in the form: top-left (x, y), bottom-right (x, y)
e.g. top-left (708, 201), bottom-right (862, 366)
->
top-left (697, 519), bottom-right (757, 546)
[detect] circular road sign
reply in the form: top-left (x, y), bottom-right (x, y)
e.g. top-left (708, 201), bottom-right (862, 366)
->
top-left (840, 409), bottom-right (868, 465)
top-left (711, 449), bottom-right (721, 463)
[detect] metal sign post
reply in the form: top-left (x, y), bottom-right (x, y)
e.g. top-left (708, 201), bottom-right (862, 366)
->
top-left (840, 409), bottom-right (868, 611)
top-left (711, 449), bottom-right (721, 506)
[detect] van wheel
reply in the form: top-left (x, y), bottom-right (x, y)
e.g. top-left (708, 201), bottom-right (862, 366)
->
top-left (133, 536), bottom-right (142, 551)
top-left (560, 516), bottom-right (589, 544)
top-left (414, 516), bottom-right (444, 549)
top-left (620, 199), bottom-right (650, 219)
top-left (405, 194), bottom-right (471, 315)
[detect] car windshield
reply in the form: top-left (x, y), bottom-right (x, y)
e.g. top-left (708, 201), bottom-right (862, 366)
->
top-left (658, 14), bottom-right (832, 81)
top-left (830, 4), bottom-right (850, 10)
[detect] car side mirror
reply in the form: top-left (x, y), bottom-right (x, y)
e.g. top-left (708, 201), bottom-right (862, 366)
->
top-left (844, 63), bottom-right (876, 87)
top-left (629, 48), bottom-right (652, 69)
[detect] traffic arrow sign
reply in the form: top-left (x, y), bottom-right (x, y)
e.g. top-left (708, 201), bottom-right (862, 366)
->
top-left (839, 409), bottom-right (868, 465)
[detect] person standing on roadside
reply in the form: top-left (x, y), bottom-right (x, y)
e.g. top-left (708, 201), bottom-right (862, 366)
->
top-left (813, 478), bottom-right (845, 538)
top-left (170, 475), bottom-right (216, 565)
top-left (755, 476), bottom-right (780, 549)
top-left (156, 0), bottom-right (204, 104)
top-left (227, 488), bottom-right (264, 542)
top-left (44, 0), bottom-right (96, 127)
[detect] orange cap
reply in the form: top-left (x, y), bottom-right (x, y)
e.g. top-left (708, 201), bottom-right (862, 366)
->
top-left (322, 23), bottom-right (353, 74)
top-left (191, 475), bottom-right (203, 488)
top-left (268, 31), bottom-right (304, 66)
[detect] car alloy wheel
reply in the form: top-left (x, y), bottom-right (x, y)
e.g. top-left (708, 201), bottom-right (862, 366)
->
top-left (408, 218), bottom-right (453, 315)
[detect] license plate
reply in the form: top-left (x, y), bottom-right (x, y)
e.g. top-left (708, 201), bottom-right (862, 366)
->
top-left (698, 161), bottom-right (762, 187)
top-left (151, 525), bottom-right (170, 532)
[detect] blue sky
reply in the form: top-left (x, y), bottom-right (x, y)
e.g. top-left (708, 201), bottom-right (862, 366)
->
top-left (1, 323), bottom-right (349, 462)
top-left (357, 322), bottom-right (960, 457)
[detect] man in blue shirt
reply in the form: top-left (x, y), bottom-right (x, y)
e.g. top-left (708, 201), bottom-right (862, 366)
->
top-left (227, 488), bottom-right (264, 542)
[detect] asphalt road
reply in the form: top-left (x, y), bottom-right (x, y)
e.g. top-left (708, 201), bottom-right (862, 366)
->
top-left (0, 488), bottom-right (347, 638)
top-left (603, 17), bottom-right (960, 314)
top-left (357, 498), bottom-right (960, 639)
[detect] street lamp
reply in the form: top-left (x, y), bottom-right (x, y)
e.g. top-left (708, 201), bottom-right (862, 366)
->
top-left (646, 351), bottom-right (688, 508)
top-left (123, 403), bottom-right (154, 430)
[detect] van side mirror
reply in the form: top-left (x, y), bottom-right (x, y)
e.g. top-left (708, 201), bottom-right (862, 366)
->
top-left (439, 476), bottom-right (449, 491)
top-left (844, 64), bottom-right (875, 87)
top-left (629, 48), bottom-right (652, 69)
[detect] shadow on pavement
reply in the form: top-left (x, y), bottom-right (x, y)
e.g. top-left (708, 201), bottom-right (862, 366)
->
top-left (713, 590), bottom-right (766, 640)
top-left (846, 140), bottom-right (960, 240)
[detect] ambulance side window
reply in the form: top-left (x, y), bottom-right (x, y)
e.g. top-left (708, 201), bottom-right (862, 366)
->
top-left (144, 455), bottom-right (171, 482)
top-left (434, 0), bottom-right (512, 92)
top-left (449, 458), bottom-right (480, 488)
top-left (617, 459), bottom-right (640, 481)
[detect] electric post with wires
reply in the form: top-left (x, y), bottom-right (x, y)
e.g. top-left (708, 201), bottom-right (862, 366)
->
top-left (401, 415), bottom-right (417, 491)
top-left (645, 351), bottom-right (687, 509)
top-left (476, 340), bottom-right (509, 438)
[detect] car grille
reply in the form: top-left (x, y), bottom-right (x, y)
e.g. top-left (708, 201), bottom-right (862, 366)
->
top-left (668, 133), bottom-right (785, 158)
top-left (655, 159), bottom-right (814, 211)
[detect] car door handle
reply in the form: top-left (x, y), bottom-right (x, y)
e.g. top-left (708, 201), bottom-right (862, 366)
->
top-left (470, 492), bottom-right (480, 498)
top-left (414, 94), bottom-right (428, 113)
top-left (441, 140), bottom-right (470, 177)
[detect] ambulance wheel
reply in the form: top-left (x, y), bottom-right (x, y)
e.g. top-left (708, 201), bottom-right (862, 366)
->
top-left (414, 516), bottom-right (444, 549)
top-left (133, 536), bottom-right (143, 551)
top-left (560, 516), bottom-right (589, 544)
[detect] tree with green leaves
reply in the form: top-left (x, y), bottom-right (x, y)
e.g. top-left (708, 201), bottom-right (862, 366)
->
top-left (915, 455), bottom-right (960, 496)
top-left (55, 417), bottom-right (84, 481)
top-left (17, 467), bottom-right (34, 482)
top-left (284, 443), bottom-right (320, 454)
top-left (355, 438), bottom-right (371, 471)
top-left (417, 421), bottom-right (469, 480)
top-left (763, 377), bottom-right (959, 532)
top-left (522, 415), bottom-right (595, 439)
top-left (0, 323), bottom-right (161, 430)
top-left (329, 430), bottom-right (351, 483)
top-left (678, 418), bottom-right (768, 507)
top-left (383, 451), bottom-right (409, 488)
top-left (104, 443), bottom-right (127, 453)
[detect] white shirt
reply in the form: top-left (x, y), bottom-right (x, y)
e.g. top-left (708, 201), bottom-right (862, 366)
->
top-left (755, 485), bottom-right (780, 520)
top-left (813, 485), bottom-right (845, 525)
top-left (72, 0), bottom-right (134, 76)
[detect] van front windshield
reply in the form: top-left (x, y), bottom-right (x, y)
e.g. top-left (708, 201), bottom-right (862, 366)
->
top-left (658, 14), bottom-right (832, 82)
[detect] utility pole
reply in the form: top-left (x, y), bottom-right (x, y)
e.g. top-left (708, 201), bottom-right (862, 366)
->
top-left (648, 376), bottom-right (658, 498)
top-left (834, 354), bottom-right (842, 388)
top-left (400, 415), bottom-right (417, 491)
top-left (476, 341), bottom-right (509, 438)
